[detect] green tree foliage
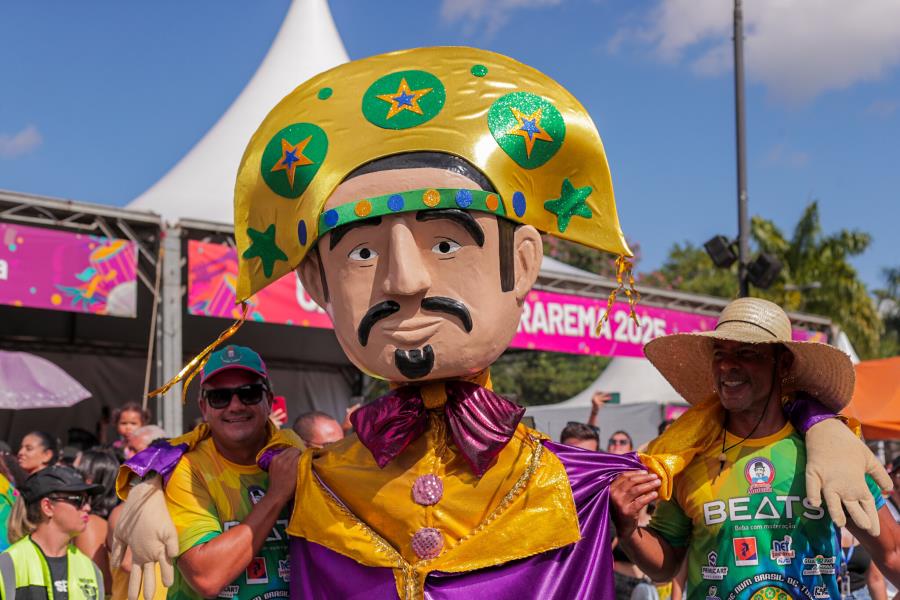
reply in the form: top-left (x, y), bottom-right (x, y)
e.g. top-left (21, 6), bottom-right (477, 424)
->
top-left (874, 267), bottom-right (900, 357)
top-left (490, 350), bottom-right (610, 406)
top-left (543, 236), bottom-right (641, 278)
top-left (647, 202), bottom-right (883, 358)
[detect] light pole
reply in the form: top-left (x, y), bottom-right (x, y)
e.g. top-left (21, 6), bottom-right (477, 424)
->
top-left (734, 0), bottom-right (750, 297)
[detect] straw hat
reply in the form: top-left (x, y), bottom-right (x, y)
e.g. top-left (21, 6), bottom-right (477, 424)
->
top-left (643, 297), bottom-right (854, 413)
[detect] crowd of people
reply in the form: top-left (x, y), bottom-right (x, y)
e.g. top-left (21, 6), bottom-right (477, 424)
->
top-left (1, 321), bottom-right (897, 599)
top-left (0, 376), bottom-right (362, 599)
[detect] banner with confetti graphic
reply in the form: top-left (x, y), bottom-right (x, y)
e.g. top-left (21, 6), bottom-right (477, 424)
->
top-left (186, 240), bottom-right (825, 356)
top-left (0, 223), bottom-right (137, 317)
top-left (188, 240), bottom-right (331, 328)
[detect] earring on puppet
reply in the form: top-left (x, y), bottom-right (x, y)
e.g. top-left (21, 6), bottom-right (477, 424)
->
top-left (595, 255), bottom-right (640, 335)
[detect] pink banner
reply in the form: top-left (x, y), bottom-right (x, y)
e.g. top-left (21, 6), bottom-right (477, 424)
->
top-left (0, 223), bottom-right (138, 317)
top-left (511, 289), bottom-right (824, 356)
top-left (186, 240), bottom-right (826, 357)
top-left (188, 240), bottom-right (331, 328)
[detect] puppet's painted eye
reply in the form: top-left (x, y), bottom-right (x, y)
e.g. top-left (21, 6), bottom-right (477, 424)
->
top-left (349, 246), bottom-right (378, 261)
top-left (432, 239), bottom-right (461, 255)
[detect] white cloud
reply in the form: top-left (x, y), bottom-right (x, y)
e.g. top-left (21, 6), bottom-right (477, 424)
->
top-left (763, 143), bottom-right (810, 168)
top-left (613, 0), bottom-right (900, 104)
top-left (440, 0), bottom-right (564, 35)
top-left (0, 125), bottom-right (42, 159)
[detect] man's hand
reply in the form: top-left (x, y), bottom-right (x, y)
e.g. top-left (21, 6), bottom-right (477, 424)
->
top-left (591, 391), bottom-right (611, 411)
top-left (110, 475), bottom-right (179, 600)
top-left (805, 418), bottom-right (893, 536)
top-left (269, 407), bottom-right (288, 428)
top-left (266, 447), bottom-right (301, 504)
top-left (342, 403), bottom-right (361, 432)
top-left (609, 471), bottom-right (661, 538)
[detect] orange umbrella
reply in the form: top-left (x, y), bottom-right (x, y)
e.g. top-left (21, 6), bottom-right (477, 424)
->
top-left (844, 357), bottom-right (900, 440)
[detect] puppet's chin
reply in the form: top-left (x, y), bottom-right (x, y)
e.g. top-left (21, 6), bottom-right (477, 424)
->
top-left (394, 345), bottom-right (435, 379)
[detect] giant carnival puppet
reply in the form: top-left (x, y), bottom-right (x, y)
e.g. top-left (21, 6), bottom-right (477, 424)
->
top-left (115, 47), bottom-right (889, 600)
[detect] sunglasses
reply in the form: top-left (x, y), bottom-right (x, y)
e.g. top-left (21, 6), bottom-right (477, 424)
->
top-left (202, 383), bottom-right (268, 409)
top-left (48, 494), bottom-right (90, 510)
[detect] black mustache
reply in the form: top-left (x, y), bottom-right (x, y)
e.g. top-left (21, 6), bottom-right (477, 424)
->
top-left (394, 345), bottom-right (435, 379)
top-left (357, 301), bottom-right (401, 346)
top-left (421, 297), bottom-right (472, 332)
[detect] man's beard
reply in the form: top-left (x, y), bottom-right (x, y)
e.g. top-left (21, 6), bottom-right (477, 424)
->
top-left (394, 345), bottom-right (435, 379)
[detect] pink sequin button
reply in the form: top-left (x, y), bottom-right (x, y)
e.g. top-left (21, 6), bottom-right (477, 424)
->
top-left (412, 474), bottom-right (443, 506)
top-left (411, 527), bottom-right (443, 560)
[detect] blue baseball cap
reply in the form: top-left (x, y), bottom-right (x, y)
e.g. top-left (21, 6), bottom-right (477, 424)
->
top-left (200, 345), bottom-right (269, 385)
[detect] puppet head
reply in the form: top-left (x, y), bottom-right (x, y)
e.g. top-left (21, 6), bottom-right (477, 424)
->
top-left (234, 47), bottom-right (631, 383)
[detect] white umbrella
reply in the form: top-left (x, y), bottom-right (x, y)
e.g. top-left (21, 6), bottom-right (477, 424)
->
top-left (0, 351), bottom-right (91, 409)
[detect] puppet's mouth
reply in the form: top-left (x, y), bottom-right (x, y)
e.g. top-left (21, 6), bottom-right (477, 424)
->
top-left (395, 345), bottom-right (435, 379)
top-left (387, 319), bottom-right (443, 345)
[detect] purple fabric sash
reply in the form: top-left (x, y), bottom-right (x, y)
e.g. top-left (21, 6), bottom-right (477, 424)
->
top-left (783, 391), bottom-right (836, 433)
top-left (350, 381), bottom-right (526, 477)
top-left (122, 439), bottom-right (188, 484)
top-left (288, 443), bottom-right (644, 599)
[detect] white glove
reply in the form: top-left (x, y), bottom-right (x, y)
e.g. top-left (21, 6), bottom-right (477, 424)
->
top-left (804, 418), bottom-right (893, 536)
top-left (110, 475), bottom-right (179, 600)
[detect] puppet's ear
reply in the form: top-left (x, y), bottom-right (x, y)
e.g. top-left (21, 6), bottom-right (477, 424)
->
top-left (513, 225), bottom-right (542, 302)
top-left (297, 247), bottom-right (328, 309)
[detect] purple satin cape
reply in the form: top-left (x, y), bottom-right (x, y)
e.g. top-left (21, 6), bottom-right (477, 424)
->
top-left (288, 443), bottom-right (644, 599)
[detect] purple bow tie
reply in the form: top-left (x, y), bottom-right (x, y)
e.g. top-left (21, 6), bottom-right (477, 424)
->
top-left (350, 380), bottom-right (526, 477)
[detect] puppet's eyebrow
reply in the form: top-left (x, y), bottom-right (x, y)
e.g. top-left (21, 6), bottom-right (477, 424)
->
top-left (328, 217), bottom-right (383, 250)
top-left (416, 209), bottom-right (485, 247)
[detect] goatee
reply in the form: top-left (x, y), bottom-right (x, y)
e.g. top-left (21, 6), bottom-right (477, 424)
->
top-left (394, 345), bottom-right (435, 379)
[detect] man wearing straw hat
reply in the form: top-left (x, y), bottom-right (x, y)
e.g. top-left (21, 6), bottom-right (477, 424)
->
top-left (610, 297), bottom-right (900, 600)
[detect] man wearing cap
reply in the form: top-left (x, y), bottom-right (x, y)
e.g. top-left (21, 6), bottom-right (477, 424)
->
top-left (114, 345), bottom-right (303, 600)
top-left (116, 48), bottom-right (889, 600)
top-left (0, 465), bottom-right (104, 600)
top-left (610, 298), bottom-right (900, 599)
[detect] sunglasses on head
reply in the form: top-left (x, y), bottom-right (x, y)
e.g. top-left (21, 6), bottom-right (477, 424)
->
top-left (47, 494), bottom-right (89, 510)
top-left (202, 383), bottom-right (269, 409)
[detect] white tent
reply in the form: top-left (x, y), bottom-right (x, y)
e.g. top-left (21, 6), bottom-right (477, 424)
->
top-left (128, 0), bottom-right (349, 222)
top-left (555, 356), bottom-right (682, 407)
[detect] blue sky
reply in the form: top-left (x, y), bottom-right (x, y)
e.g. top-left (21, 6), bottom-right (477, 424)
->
top-left (1, 0), bottom-right (898, 290)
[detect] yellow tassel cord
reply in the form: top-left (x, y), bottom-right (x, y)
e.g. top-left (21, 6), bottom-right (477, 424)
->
top-left (147, 303), bottom-right (250, 404)
top-left (595, 255), bottom-right (641, 335)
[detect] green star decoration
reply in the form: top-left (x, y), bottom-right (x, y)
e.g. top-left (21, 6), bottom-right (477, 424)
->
top-left (242, 224), bottom-right (288, 278)
top-left (543, 179), bottom-right (593, 233)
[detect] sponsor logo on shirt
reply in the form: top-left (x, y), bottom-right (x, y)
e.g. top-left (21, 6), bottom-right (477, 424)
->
top-left (813, 585), bottom-right (830, 598)
top-left (701, 551), bottom-right (729, 580)
top-left (733, 536), bottom-right (759, 566)
top-left (248, 485), bottom-right (266, 505)
top-left (702, 496), bottom-right (824, 525)
top-left (770, 535), bottom-right (795, 565)
top-left (278, 559), bottom-right (291, 582)
top-left (705, 585), bottom-right (721, 600)
top-left (802, 555), bottom-right (836, 576)
top-left (77, 578), bottom-right (98, 600)
top-left (744, 457), bottom-right (775, 494)
top-left (220, 584), bottom-right (240, 598)
top-left (246, 556), bottom-right (269, 584)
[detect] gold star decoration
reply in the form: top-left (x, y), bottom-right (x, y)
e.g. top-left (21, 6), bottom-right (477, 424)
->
top-left (508, 107), bottom-right (553, 158)
top-left (376, 78), bottom-right (433, 119)
top-left (270, 136), bottom-right (314, 189)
